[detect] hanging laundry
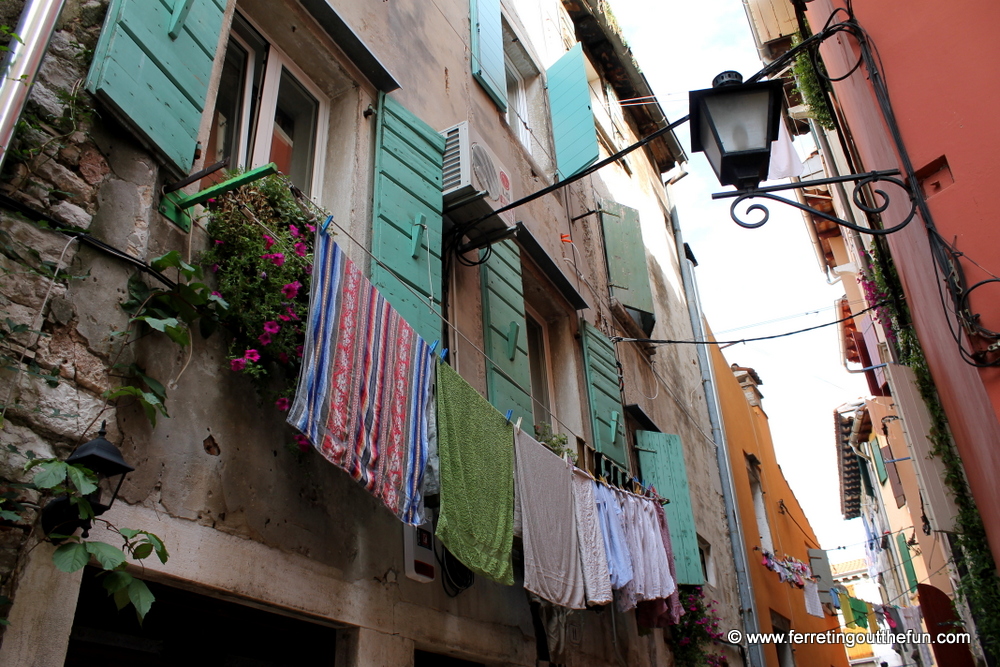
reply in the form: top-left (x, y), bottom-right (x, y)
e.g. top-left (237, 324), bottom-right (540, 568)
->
top-left (636, 496), bottom-right (683, 629)
top-left (571, 469), bottom-right (613, 605)
top-left (867, 603), bottom-right (879, 632)
top-left (617, 491), bottom-right (647, 612)
top-left (289, 236), bottom-right (432, 525)
top-left (900, 606), bottom-right (933, 667)
top-left (838, 591), bottom-right (856, 627)
top-left (513, 430), bottom-right (586, 609)
top-left (593, 482), bottom-right (634, 590)
top-left (434, 360), bottom-right (515, 585)
top-left (849, 597), bottom-right (870, 629)
top-left (804, 580), bottom-right (824, 618)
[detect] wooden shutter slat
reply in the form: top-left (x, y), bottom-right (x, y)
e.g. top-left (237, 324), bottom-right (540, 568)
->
top-left (600, 200), bottom-right (656, 321)
top-left (371, 93), bottom-right (445, 344)
top-left (896, 532), bottom-right (918, 593)
top-left (635, 431), bottom-right (704, 585)
top-left (581, 322), bottom-right (626, 464)
top-left (547, 43), bottom-right (600, 181)
top-left (470, 0), bottom-right (507, 111)
top-left (481, 241), bottom-right (532, 422)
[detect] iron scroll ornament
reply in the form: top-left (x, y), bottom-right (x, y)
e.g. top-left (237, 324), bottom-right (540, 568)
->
top-left (711, 169), bottom-right (918, 235)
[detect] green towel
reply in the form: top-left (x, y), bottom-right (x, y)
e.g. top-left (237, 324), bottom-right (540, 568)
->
top-left (435, 361), bottom-right (515, 585)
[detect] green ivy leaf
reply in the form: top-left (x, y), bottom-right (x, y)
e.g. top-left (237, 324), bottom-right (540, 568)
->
top-left (32, 461), bottom-right (67, 489)
top-left (52, 542), bottom-right (89, 572)
top-left (113, 585), bottom-right (130, 611)
top-left (86, 541), bottom-right (127, 570)
top-left (118, 527), bottom-right (140, 540)
top-left (137, 371), bottom-right (167, 402)
top-left (132, 542), bottom-right (154, 560)
top-left (133, 315), bottom-right (181, 333)
top-left (149, 250), bottom-right (182, 273)
top-left (0, 509), bottom-right (21, 521)
top-left (128, 578), bottom-right (155, 620)
top-left (162, 323), bottom-right (190, 348)
top-left (101, 570), bottom-right (132, 594)
top-left (66, 464), bottom-right (98, 496)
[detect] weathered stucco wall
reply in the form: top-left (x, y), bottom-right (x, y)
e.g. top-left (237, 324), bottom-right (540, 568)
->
top-left (0, 0), bottom-right (746, 665)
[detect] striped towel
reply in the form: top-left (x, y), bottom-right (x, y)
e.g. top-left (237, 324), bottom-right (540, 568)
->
top-left (289, 233), bottom-right (433, 525)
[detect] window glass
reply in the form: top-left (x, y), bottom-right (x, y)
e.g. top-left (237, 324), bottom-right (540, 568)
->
top-left (525, 313), bottom-right (550, 427)
top-left (206, 14), bottom-right (322, 195)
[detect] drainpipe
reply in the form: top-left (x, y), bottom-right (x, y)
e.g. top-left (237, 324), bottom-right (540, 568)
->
top-left (672, 207), bottom-right (764, 667)
top-left (0, 0), bottom-right (67, 172)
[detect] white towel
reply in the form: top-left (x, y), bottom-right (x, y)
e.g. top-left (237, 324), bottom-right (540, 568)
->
top-left (571, 470), bottom-right (613, 605)
top-left (767, 119), bottom-right (803, 181)
top-left (804, 580), bottom-right (824, 618)
top-left (514, 431), bottom-right (586, 609)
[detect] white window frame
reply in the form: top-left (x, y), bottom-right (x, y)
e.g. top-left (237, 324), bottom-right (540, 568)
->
top-left (226, 14), bottom-right (329, 199)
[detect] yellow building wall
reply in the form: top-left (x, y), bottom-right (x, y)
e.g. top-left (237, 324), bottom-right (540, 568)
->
top-left (710, 341), bottom-right (849, 667)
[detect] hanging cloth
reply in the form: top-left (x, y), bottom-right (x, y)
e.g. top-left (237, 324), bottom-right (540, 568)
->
top-left (434, 361), bottom-right (514, 585)
top-left (289, 236), bottom-right (432, 524)
top-left (804, 580), bottom-right (824, 618)
top-left (570, 469), bottom-right (613, 605)
top-left (849, 597), bottom-right (870, 628)
top-left (593, 482), bottom-right (634, 589)
top-left (514, 430), bottom-right (585, 608)
top-left (838, 591), bottom-right (856, 627)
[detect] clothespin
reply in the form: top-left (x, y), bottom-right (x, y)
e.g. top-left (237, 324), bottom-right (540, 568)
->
top-left (505, 409), bottom-right (513, 424)
top-left (439, 347), bottom-right (448, 361)
top-left (428, 340), bottom-right (439, 354)
top-left (560, 233), bottom-right (572, 243)
top-left (514, 416), bottom-right (522, 434)
top-left (321, 214), bottom-right (334, 234)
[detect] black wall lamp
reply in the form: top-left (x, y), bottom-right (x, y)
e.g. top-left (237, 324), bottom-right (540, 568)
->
top-left (41, 421), bottom-right (134, 541)
top-left (688, 69), bottom-right (917, 236)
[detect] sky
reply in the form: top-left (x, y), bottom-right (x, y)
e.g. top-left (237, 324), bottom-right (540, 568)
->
top-left (608, 0), bottom-right (869, 564)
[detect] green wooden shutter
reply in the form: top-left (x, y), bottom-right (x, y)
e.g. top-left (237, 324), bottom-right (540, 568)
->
top-left (481, 240), bottom-right (532, 422)
top-left (871, 438), bottom-right (888, 484)
top-left (581, 321), bottom-right (626, 465)
top-left (547, 43), bottom-right (599, 181)
top-left (600, 200), bottom-right (655, 328)
top-left (896, 532), bottom-right (918, 593)
top-left (86, 0), bottom-right (227, 174)
top-left (371, 92), bottom-right (446, 343)
top-left (635, 431), bottom-right (704, 585)
top-left (470, 0), bottom-right (507, 111)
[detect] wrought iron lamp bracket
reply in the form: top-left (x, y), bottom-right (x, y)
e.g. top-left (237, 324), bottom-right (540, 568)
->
top-left (711, 169), bottom-right (917, 236)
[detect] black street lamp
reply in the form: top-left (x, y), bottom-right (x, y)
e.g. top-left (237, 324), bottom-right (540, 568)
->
top-left (689, 71), bottom-right (784, 190)
top-left (41, 421), bottom-right (134, 540)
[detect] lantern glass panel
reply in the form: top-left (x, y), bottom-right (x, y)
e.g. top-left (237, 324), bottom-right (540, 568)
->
top-left (703, 88), bottom-right (774, 154)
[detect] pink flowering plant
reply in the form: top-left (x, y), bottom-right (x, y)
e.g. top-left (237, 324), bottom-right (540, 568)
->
top-left (200, 174), bottom-right (316, 407)
top-left (669, 586), bottom-right (727, 667)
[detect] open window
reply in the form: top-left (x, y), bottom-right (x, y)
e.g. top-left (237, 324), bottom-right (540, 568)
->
top-left (747, 454), bottom-right (775, 553)
top-left (206, 14), bottom-right (327, 197)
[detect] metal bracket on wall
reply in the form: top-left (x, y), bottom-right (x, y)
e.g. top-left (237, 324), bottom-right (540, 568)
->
top-left (158, 163), bottom-right (278, 232)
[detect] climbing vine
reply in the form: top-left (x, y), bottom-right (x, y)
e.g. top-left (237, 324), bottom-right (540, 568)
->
top-left (669, 585), bottom-right (726, 667)
top-left (862, 241), bottom-right (1000, 653)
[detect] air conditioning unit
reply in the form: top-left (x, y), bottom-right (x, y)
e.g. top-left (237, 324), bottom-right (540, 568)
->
top-left (440, 121), bottom-right (516, 249)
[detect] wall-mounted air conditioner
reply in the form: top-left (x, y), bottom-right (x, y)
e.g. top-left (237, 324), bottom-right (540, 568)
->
top-left (440, 121), bottom-right (516, 249)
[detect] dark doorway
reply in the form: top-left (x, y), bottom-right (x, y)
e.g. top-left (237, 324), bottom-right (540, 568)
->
top-left (65, 568), bottom-right (337, 666)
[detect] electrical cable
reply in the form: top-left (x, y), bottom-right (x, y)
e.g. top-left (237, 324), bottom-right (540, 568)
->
top-left (612, 301), bottom-right (886, 346)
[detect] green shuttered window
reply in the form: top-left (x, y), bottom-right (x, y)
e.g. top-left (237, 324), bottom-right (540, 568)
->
top-left (871, 438), bottom-right (888, 484)
top-left (581, 322), bottom-right (626, 465)
top-left (481, 241), bottom-right (533, 421)
top-left (371, 92), bottom-right (446, 343)
top-left (896, 532), bottom-right (919, 593)
top-left (600, 200), bottom-right (655, 328)
top-left (86, 0), bottom-right (227, 174)
top-left (470, 0), bottom-right (507, 111)
top-left (547, 43), bottom-right (599, 181)
top-left (635, 431), bottom-right (705, 585)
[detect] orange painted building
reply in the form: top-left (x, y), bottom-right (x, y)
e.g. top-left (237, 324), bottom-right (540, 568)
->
top-left (710, 345), bottom-right (848, 667)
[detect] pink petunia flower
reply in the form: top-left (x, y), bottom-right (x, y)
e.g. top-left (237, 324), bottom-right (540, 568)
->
top-left (289, 224), bottom-right (300, 238)
top-left (261, 253), bottom-right (285, 267)
top-left (305, 223), bottom-right (315, 233)
top-left (212, 291), bottom-right (222, 298)
top-left (275, 397), bottom-right (291, 411)
top-left (264, 321), bottom-right (281, 334)
top-left (294, 434), bottom-right (311, 452)
top-left (263, 235), bottom-right (275, 250)
top-left (294, 242), bottom-right (308, 257)
top-left (286, 305), bottom-right (299, 321)
top-left (244, 349), bottom-right (261, 362)
top-left (281, 281), bottom-right (301, 299)
top-left (230, 358), bottom-right (247, 372)
top-left (278, 314), bottom-right (291, 322)
top-left (305, 264), bottom-right (312, 275)
top-left (278, 352), bottom-right (289, 364)
top-left (211, 264), bottom-right (220, 273)
top-left (295, 344), bottom-right (303, 357)
top-left (258, 333), bottom-right (272, 346)
top-left (214, 239), bottom-right (224, 245)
